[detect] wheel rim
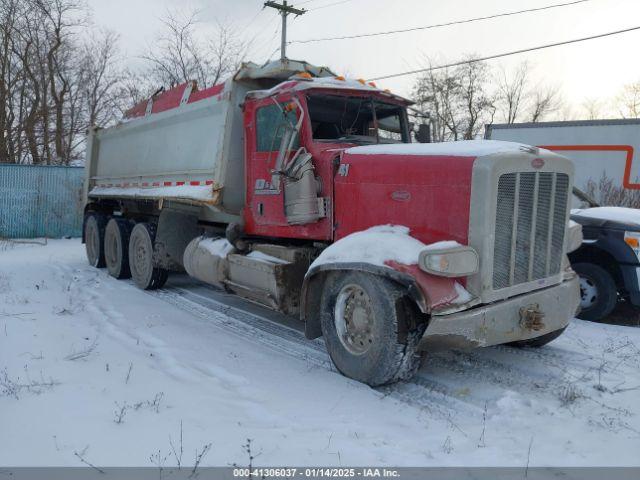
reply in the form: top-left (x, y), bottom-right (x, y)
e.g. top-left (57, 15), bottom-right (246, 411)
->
top-left (334, 284), bottom-right (374, 355)
top-left (130, 228), bottom-right (152, 283)
top-left (85, 218), bottom-right (99, 266)
top-left (579, 275), bottom-right (598, 310)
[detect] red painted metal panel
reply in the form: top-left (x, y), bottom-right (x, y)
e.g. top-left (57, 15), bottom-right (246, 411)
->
top-left (335, 152), bottom-right (475, 246)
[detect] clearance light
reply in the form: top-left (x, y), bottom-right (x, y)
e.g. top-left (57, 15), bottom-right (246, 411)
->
top-left (624, 231), bottom-right (640, 260)
top-left (419, 246), bottom-right (479, 277)
top-left (335, 75), bottom-right (345, 81)
top-left (296, 72), bottom-right (313, 79)
top-left (357, 78), bottom-right (366, 85)
top-left (368, 81), bottom-right (377, 88)
top-left (384, 88), bottom-right (391, 93)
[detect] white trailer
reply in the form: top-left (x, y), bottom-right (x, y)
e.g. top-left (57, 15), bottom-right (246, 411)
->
top-left (486, 119), bottom-right (640, 206)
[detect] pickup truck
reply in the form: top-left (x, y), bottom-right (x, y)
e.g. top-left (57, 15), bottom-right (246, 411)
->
top-left (571, 189), bottom-right (640, 321)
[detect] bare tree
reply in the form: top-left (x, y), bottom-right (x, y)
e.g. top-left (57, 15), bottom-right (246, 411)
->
top-left (495, 62), bottom-right (529, 124)
top-left (615, 80), bottom-right (640, 118)
top-left (582, 97), bottom-right (607, 120)
top-left (413, 58), bottom-right (494, 141)
top-left (529, 85), bottom-right (561, 122)
top-left (141, 10), bottom-right (247, 90)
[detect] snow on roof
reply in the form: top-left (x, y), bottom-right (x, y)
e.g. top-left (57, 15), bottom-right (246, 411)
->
top-left (247, 76), bottom-right (411, 103)
top-left (346, 140), bottom-right (541, 157)
top-left (571, 207), bottom-right (640, 226)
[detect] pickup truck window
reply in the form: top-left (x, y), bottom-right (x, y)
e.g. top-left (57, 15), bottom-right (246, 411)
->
top-left (256, 103), bottom-right (299, 152)
top-left (307, 94), bottom-right (409, 145)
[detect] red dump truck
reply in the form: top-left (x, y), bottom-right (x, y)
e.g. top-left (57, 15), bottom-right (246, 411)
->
top-left (83, 59), bottom-right (581, 385)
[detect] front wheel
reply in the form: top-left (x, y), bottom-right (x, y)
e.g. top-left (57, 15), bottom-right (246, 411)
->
top-left (319, 272), bottom-right (425, 386)
top-left (572, 262), bottom-right (617, 322)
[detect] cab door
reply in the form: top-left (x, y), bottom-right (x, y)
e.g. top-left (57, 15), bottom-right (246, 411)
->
top-left (243, 93), bottom-right (332, 241)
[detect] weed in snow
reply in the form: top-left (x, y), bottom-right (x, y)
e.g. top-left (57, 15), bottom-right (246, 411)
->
top-left (0, 368), bottom-right (58, 399)
top-left (113, 392), bottom-right (165, 424)
top-left (64, 338), bottom-right (98, 361)
top-left (557, 384), bottom-right (583, 408)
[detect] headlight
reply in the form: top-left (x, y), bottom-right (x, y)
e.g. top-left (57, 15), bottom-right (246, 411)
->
top-left (418, 245), bottom-right (479, 277)
top-left (567, 220), bottom-right (583, 253)
top-left (624, 231), bottom-right (640, 260)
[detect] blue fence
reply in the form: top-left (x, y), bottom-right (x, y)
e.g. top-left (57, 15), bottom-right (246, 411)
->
top-left (0, 165), bottom-right (84, 239)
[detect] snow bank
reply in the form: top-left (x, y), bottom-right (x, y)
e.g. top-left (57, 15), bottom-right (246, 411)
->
top-left (89, 185), bottom-right (213, 201)
top-left (346, 140), bottom-right (541, 157)
top-left (572, 206), bottom-right (640, 226)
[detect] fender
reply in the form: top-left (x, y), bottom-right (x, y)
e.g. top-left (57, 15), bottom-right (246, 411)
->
top-left (300, 262), bottom-right (429, 339)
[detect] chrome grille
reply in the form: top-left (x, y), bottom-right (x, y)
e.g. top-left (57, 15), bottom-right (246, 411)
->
top-left (492, 172), bottom-right (569, 290)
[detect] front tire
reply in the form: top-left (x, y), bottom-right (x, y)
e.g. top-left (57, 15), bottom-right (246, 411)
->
top-left (319, 272), bottom-right (424, 386)
top-left (128, 223), bottom-right (168, 290)
top-left (104, 218), bottom-right (133, 279)
top-left (573, 262), bottom-right (617, 322)
top-left (84, 213), bottom-right (107, 268)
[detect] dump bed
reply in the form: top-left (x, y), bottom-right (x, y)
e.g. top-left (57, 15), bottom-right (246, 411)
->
top-left (85, 79), bottom-right (247, 214)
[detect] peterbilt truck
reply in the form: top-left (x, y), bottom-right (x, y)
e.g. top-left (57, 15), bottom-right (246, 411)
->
top-left (83, 59), bottom-right (581, 386)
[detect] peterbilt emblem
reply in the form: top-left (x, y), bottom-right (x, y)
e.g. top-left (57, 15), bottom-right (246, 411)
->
top-left (531, 158), bottom-right (545, 169)
top-left (391, 190), bottom-right (411, 202)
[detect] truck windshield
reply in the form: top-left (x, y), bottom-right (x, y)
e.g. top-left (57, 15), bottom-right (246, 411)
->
top-left (306, 94), bottom-right (409, 144)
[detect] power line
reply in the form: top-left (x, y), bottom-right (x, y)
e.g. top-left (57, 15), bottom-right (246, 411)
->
top-left (308, 0), bottom-right (353, 11)
top-left (368, 25), bottom-right (640, 81)
top-left (290, 0), bottom-right (591, 44)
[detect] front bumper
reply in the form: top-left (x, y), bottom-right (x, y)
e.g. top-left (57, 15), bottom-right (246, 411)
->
top-left (418, 275), bottom-right (580, 350)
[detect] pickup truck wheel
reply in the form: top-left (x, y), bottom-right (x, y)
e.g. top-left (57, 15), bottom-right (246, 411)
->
top-left (128, 223), bottom-right (169, 290)
top-left (320, 272), bottom-right (424, 386)
top-left (84, 214), bottom-right (106, 268)
top-left (572, 262), bottom-right (617, 322)
top-left (508, 326), bottom-right (566, 348)
top-left (104, 218), bottom-right (133, 279)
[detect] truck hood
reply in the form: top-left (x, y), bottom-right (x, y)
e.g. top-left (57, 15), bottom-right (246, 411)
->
top-left (571, 206), bottom-right (640, 232)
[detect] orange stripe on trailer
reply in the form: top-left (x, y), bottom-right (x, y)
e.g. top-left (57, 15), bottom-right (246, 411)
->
top-left (205, 180), bottom-right (213, 186)
top-left (164, 181), bottom-right (172, 186)
top-left (189, 181), bottom-right (200, 186)
top-left (540, 145), bottom-right (636, 189)
top-left (176, 181), bottom-right (185, 186)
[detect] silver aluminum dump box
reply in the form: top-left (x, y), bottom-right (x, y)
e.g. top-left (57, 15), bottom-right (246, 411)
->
top-left (84, 59), bottom-right (335, 217)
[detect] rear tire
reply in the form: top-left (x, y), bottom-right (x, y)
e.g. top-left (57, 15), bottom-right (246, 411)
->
top-left (319, 272), bottom-right (424, 386)
top-left (128, 223), bottom-right (169, 290)
top-left (508, 326), bottom-right (566, 348)
top-left (104, 218), bottom-right (133, 279)
top-left (572, 262), bottom-right (617, 322)
top-left (84, 213), bottom-right (107, 268)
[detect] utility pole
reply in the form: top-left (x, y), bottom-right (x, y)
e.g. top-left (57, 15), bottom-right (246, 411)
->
top-left (264, 1), bottom-right (306, 61)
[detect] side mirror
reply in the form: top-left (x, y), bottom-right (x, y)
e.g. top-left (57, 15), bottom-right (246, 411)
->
top-left (416, 123), bottom-right (431, 143)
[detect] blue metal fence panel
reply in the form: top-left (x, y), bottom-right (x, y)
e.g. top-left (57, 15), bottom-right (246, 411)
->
top-left (0, 165), bottom-right (84, 238)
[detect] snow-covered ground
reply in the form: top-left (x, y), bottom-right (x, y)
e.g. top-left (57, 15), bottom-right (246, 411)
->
top-left (1, 239), bottom-right (639, 467)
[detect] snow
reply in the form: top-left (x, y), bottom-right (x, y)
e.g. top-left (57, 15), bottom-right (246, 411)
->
top-left (247, 251), bottom-right (289, 264)
top-left (2, 239), bottom-right (640, 467)
top-left (572, 206), bottom-right (640, 226)
top-left (89, 185), bottom-right (213, 202)
top-left (346, 140), bottom-right (543, 157)
top-left (198, 238), bottom-right (234, 258)
top-left (310, 225), bottom-right (428, 269)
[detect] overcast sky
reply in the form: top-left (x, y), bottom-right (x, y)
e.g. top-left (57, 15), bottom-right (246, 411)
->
top-left (86, 0), bottom-right (639, 115)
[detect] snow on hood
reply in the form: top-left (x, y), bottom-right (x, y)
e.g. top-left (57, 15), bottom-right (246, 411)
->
top-left (346, 140), bottom-right (543, 157)
top-left (571, 207), bottom-right (640, 226)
